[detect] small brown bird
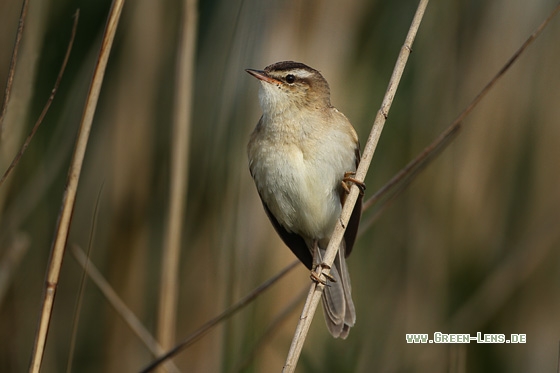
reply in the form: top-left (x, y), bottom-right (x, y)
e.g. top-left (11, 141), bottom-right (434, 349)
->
top-left (246, 61), bottom-right (362, 338)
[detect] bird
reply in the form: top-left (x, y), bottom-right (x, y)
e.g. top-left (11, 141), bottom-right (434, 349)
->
top-left (246, 61), bottom-right (363, 339)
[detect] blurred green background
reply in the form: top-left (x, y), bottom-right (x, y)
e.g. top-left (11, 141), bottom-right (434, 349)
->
top-left (1, 0), bottom-right (559, 372)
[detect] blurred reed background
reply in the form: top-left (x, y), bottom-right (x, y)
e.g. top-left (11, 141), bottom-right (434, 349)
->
top-left (1, 0), bottom-right (559, 372)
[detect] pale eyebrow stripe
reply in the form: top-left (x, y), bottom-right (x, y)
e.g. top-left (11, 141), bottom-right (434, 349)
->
top-left (290, 69), bottom-right (314, 78)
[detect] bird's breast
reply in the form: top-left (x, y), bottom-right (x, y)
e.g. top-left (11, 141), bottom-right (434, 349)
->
top-left (249, 122), bottom-right (356, 241)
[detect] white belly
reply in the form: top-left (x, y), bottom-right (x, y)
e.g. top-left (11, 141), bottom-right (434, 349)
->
top-left (250, 131), bottom-right (356, 241)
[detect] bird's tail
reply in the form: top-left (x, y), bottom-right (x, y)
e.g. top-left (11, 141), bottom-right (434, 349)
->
top-left (321, 242), bottom-right (355, 339)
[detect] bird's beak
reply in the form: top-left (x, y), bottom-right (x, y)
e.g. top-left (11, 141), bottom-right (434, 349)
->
top-left (246, 69), bottom-right (281, 84)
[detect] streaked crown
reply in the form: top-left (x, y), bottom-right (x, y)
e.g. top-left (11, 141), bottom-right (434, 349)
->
top-left (247, 61), bottom-right (332, 114)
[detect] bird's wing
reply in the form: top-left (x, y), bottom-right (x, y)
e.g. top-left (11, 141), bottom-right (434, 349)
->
top-left (341, 146), bottom-right (363, 258)
top-left (259, 197), bottom-right (313, 269)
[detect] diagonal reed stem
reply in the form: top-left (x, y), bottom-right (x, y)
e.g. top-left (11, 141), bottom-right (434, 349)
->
top-left (70, 245), bottom-right (181, 373)
top-left (141, 2), bottom-right (560, 371)
top-left (282, 0), bottom-right (430, 371)
top-left (0, 10), bottom-right (79, 188)
top-left (28, 1), bottom-right (126, 372)
top-left (140, 260), bottom-right (299, 373)
top-left (0, 0), bottom-right (29, 137)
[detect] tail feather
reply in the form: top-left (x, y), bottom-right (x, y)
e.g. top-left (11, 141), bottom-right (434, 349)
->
top-left (321, 243), bottom-right (355, 339)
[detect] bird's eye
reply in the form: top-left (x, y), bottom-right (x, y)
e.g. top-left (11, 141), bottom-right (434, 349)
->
top-left (285, 74), bottom-right (296, 84)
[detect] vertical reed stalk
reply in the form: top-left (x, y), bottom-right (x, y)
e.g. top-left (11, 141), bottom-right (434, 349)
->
top-left (157, 0), bottom-right (198, 361)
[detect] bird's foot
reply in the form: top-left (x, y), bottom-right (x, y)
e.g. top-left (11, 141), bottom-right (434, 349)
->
top-left (342, 171), bottom-right (366, 195)
top-left (310, 263), bottom-right (336, 286)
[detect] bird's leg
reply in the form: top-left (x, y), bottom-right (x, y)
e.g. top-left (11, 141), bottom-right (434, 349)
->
top-left (342, 171), bottom-right (366, 195)
top-left (309, 240), bottom-right (336, 285)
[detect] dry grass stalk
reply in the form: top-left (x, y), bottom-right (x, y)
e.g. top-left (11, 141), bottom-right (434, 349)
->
top-left (121, 2), bottom-right (559, 371)
top-left (360, 3), bottom-right (560, 233)
top-left (140, 260), bottom-right (299, 372)
top-left (28, 1), bottom-right (126, 372)
top-left (142, 2), bottom-right (560, 369)
top-left (70, 245), bottom-right (181, 373)
top-left (282, 0), bottom-right (430, 371)
top-left (66, 184), bottom-right (99, 373)
top-left (0, 0), bottom-right (29, 137)
top-left (0, 10), bottom-right (78, 188)
top-left (157, 0), bottom-right (199, 357)
top-left (233, 288), bottom-right (307, 373)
